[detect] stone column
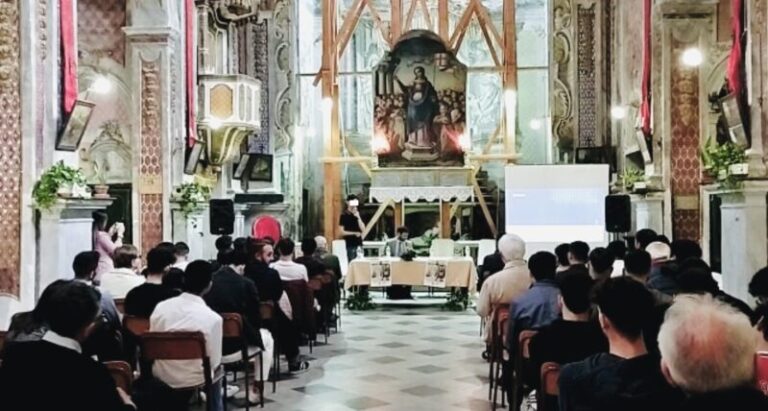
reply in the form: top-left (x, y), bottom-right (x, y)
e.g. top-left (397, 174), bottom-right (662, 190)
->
top-left (38, 198), bottom-right (114, 292)
top-left (124, 10), bottom-right (181, 253)
top-left (719, 182), bottom-right (768, 303)
top-left (747, 0), bottom-right (768, 176)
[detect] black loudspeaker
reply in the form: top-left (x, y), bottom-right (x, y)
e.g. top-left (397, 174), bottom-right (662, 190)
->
top-left (605, 195), bottom-right (631, 233)
top-left (209, 199), bottom-right (234, 235)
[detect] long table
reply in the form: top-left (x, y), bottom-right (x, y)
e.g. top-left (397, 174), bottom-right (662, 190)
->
top-left (345, 257), bottom-right (477, 290)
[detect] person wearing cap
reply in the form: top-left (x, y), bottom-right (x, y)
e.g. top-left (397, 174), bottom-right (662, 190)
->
top-left (646, 241), bottom-right (678, 296)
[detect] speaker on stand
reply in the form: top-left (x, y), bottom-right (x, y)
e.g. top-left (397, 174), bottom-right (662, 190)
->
top-left (605, 195), bottom-right (631, 239)
top-left (209, 199), bottom-right (235, 235)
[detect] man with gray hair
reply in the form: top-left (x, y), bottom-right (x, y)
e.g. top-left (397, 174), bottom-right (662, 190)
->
top-left (658, 294), bottom-right (768, 410)
top-left (476, 234), bottom-right (532, 345)
top-left (313, 235), bottom-right (342, 280)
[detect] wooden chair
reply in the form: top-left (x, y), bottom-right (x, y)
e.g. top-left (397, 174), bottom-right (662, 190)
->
top-left (322, 271), bottom-right (341, 333)
top-left (510, 330), bottom-right (539, 409)
top-left (104, 361), bottom-right (133, 394)
top-left (487, 304), bottom-right (509, 406)
top-left (123, 315), bottom-right (150, 337)
top-left (308, 277), bottom-right (330, 345)
top-left (140, 331), bottom-right (218, 411)
top-left (538, 362), bottom-right (561, 411)
top-left (259, 302), bottom-right (278, 394)
top-left (114, 298), bottom-right (125, 315)
top-left (221, 313), bottom-right (264, 409)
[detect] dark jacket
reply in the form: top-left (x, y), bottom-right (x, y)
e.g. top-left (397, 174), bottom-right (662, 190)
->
top-left (648, 262), bottom-right (679, 296)
top-left (0, 340), bottom-right (134, 410)
top-left (245, 260), bottom-right (284, 304)
top-left (204, 266), bottom-right (264, 352)
top-left (296, 256), bottom-right (326, 279)
top-left (558, 353), bottom-right (683, 411)
top-left (679, 386), bottom-right (768, 411)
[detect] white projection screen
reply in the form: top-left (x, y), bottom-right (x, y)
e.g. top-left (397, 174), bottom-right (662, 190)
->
top-left (504, 165), bottom-right (609, 248)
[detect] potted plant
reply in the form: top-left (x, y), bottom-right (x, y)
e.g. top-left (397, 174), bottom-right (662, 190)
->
top-left (701, 139), bottom-right (748, 190)
top-left (618, 166), bottom-right (646, 192)
top-left (32, 161), bottom-right (87, 210)
top-left (173, 181), bottom-right (211, 217)
top-left (91, 163), bottom-right (110, 199)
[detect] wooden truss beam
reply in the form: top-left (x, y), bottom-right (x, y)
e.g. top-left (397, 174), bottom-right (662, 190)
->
top-left (363, 199), bottom-right (394, 238)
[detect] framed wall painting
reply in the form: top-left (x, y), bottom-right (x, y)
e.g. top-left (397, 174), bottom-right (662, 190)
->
top-left (57, 100), bottom-right (95, 151)
top-left (248, 153), bottom-right (273, 182)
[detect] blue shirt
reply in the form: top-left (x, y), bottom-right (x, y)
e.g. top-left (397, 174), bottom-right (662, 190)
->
top-left (505, 279), bottom-right (560, 353)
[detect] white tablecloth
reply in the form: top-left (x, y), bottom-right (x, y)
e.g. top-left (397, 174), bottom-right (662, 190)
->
top-left (345, 257), bottom-right (477, 290)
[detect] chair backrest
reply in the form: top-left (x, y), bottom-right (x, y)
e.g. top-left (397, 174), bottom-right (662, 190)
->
top-left (320, 272), bottom-right (333, 284)
top-left (477, 239), bottom-right (497, 265)
top-left (430, 239), bottom-right (455, 257)
top-left (123, 315), bottom-right (150, 337)
top-left (104, 360), bottom-right (133, 393)
top-left (259, 301), bottom-right (274, 321)
top-left (756, 351), bottom-right (768, 396)
top-left (114, 298), bottom-right (125, 314)
top-left (221, 313), bottom-right (244, 339)
top-left (308, 278), bottom-right (323, 291)
top-left (538, 362), bottom-right (561, 411)
top-left (140, 331), bottom-right (207, 361)
top-left (519, 330), bottom-right (539, 359)
top-left (331, 239), bottom-right (348, 277)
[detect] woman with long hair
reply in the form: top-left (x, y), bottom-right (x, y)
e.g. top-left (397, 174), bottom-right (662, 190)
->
top-left (92, 210), bottom-right (124, 283)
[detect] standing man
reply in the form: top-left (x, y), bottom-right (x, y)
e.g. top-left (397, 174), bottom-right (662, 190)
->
top-left (338, 194), bottom-right (366, 262)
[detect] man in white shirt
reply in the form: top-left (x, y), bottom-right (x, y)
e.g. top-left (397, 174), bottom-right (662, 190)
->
top-left (476, 234), bottom-right (532, 345)
top-left (150, 260), bottom-right (224, 411)
top-left (270, 238), bottom-right (309, 282)
top-left (100, 245), bottom-right (144, 299)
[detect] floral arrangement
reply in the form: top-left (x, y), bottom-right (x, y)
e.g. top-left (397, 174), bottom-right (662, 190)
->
top-left (32, 161), bottom-right (87, 210)
top-left (344, 290), bottom-right (375, 311)
top-left (618, 166), bottom-right (645, 192)
top-left (173, 181), bottom-right (211, 217)
top-left (701, 139), bottom-right (748, 190)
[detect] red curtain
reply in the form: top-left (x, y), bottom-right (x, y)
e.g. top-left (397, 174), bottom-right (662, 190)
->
top-left (186, 0), bottom-right (197, 146)
top-left (61, 0), bottom-right (78, 114)
top-left (727, 0), bottom-right (744, 95)
top-left (639, 0), bottom-right (652, 136)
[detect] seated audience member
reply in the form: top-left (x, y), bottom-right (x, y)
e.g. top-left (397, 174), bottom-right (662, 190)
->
top-left (567, 241), bottom-right (590, 271)
top-left (607, 240), bottom-right (626, 278)
top-left (528, 271), bottom-right (607, 388)
top-left (624, 250), bottom-right (672, 306)
top-left (588, 247), bottom-right (615, 282)
top-left (72, 251), bottom-right (123, 361)
top-left (162, 267), bottom-right (185, 292)
top-left (476, 234), bottom-right (532, 345)
top-left (646, 241), bottom-right (679, 296)
top-left (658, 294), bottom-right (768, 410)
top-left (314, 235), bottom-right (342, 280)
top-left (4, 280), bottom-right (69, 350)
top-left (676, 262), bottom-right (754, 320)
top-left (296, 237), bottom-right (326, 278)
top-left (555, 243), bottom-right (571, 273)
top-left (245, 240), bottom-right (308, 372)
top-left (478, 246), bottom-right (506, 291)
top-left (101, 244), bottom-right (144, 299)
top-left (749, 267), bottom-right (768, 305)
top-left (634, 228), bottom-right (658, 251)
top-left (506, 251), bottom-right (561, 354)
top-left (173, 242), bottom-right (190, 270)
top-left (204, 249), bottom-right (273, 403)
top-left (558, 277), bottom-right (682, 411)
top-left (124, 247), bottom-right (179, 318)
top-left (0, 281), bottom-right (136, 410)
top-left (151, 260), bottom-right (224, 411)
top-left (271, 238), bottom-right (309, 282)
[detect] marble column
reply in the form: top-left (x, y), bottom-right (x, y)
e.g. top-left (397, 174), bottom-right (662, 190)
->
top-left (124, 17), bottom-right (181, 253)
top-left (719, 182), bottom-right (768, 303)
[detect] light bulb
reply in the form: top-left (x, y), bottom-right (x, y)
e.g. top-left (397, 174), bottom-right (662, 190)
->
top-left (89, 76), bottom-right (113, 94)
top-left (681, 47), bottom-right (703, 67)
top-left (611, 106), bottom-right (627, 120)
top-left (208, 118), bottom-right (223, 130)
top-left (458, 133), bottom-right (471, 150)
top-left (529, 119), bottom-right (543, 130)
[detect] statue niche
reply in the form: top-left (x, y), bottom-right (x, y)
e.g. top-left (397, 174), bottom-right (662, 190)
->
top-left (373, 30), bottom-right (467, 167)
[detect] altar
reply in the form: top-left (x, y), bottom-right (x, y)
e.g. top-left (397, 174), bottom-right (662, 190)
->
top-left (345, 257), bottom-right (477, 290)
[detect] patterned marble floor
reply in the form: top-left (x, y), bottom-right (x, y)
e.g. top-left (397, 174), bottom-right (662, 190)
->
top-left (215, 303), bottom-right (491, 410)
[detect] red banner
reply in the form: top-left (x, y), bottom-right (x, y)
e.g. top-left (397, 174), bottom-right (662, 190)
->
top-left (727, 0), bottom-right (744, 95)
top-left (61, 0), bottom-right (78, 114)
top-left (639, 0), bottom-right (652, 136)
top-left (186, 0), bottom-right (197, 146)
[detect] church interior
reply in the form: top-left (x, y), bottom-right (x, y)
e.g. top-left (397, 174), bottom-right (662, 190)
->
top-left (2, 0), bottom-right (768, 410)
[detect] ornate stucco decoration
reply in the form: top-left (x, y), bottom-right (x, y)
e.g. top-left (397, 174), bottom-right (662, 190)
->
top-left (551, 0), bottom-right (575, 159)
top-left (139, 58), bottom-right (164, 253)
top-left (83, 120), bottom-right (133, 184)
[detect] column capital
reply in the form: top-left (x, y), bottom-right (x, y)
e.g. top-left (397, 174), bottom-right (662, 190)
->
top-left (123, 26), bottom-right (179, 44)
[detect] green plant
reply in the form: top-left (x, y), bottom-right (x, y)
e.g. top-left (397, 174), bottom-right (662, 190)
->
top-left (443, 288), bottom-right (469, 311)
top-left (701, 139), bottom-right (747, 190)
top-left (32, 161), bottom-right (86, 210)
top-left (344, 289), bottom-right (375, 311)
top-left (173, 182), bottom-right (211, 217)
top-left (618, 166), bottom-right (645, 192)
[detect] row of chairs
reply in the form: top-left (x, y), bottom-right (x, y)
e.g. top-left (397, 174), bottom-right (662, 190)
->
top-left (487, 304), bottom-right (561, 411)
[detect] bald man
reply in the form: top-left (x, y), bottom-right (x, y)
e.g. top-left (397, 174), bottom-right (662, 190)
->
top-left (476, 234), bottom-right (532, 344)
